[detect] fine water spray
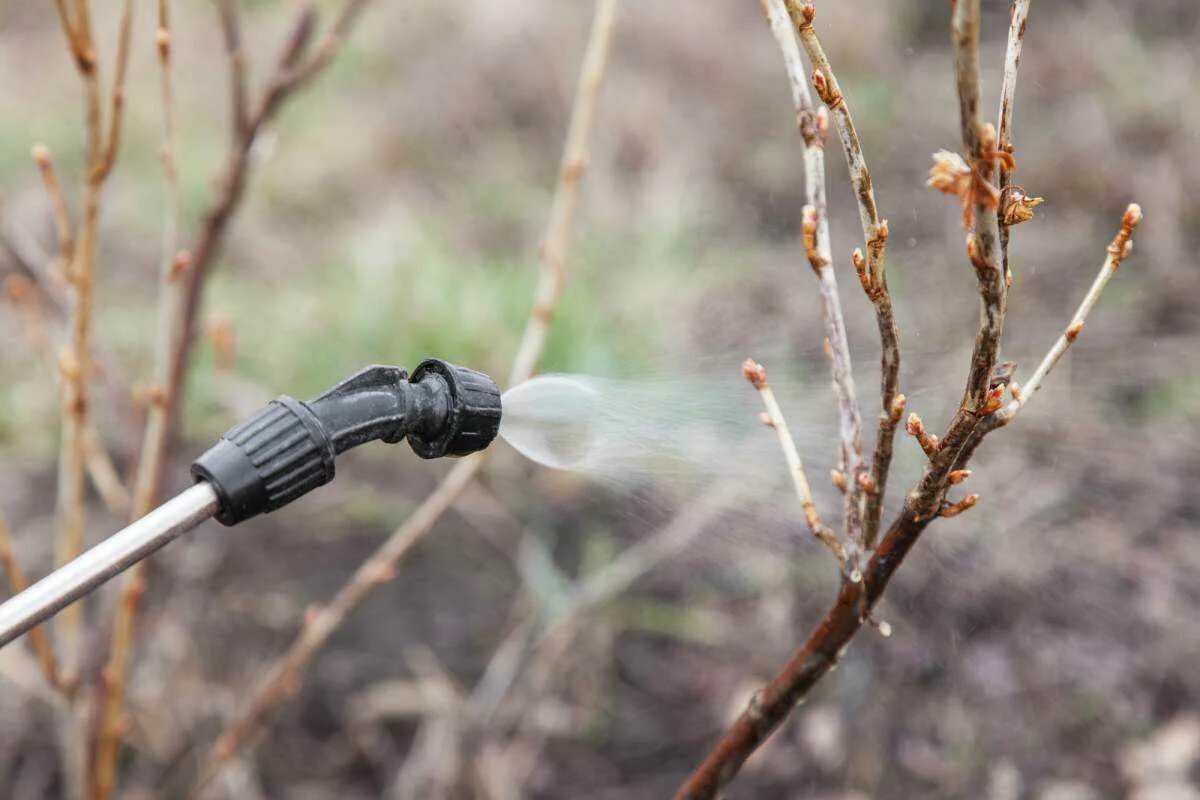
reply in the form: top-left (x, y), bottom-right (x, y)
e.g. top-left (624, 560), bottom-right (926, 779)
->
top-left (0, 361), bottom-right (815, 651)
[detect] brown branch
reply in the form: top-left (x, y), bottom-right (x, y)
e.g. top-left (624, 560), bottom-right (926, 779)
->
top-left (92, 0), bottom-right (134, 184)
top-left (0, 507), bottom-right (65, 692)
top-left (2, 276), bottom-right (129, 516)
top-left (951, 0), bottom-right (1006, 418)
top-left (676, 9), bottom-right (1143, 798)
top-left (214, 0), bottom-right (249, 141)
top-left (998, 0), bottom-right (1033, 281)
top-left (786, 0), bottom-right (902, 549)
top-left (743, 359), bottom-right (846, 567)
top-left (757, 0), bottom-right (865, 549)
top-left (190, 2), bottom-right (621, 791)
top-left (165, 0), bottom-right (356, 442)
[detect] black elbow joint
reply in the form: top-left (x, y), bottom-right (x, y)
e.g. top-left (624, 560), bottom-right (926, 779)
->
top-left (191, 360), bottom-right (501, 526)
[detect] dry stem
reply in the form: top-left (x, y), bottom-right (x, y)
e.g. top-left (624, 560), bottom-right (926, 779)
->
top-left (53, 0), bottom-right (134, 686)
top-left (786, 0), bottom-right (901, 548)
top-left (0, 507), bottom-right (64, 691)
top-left (91, 2), bottom-right (185, 793)
top-left (998, 0), bottom-right (1033, 279)
top-left (999, 205), bottom-right (1141, 421)
top-left (743, 359), bottom-right (845, 566)
top-left (758, 0), bottom-right (864, 549)
top-left (191, 2), bottom-right (620, 791)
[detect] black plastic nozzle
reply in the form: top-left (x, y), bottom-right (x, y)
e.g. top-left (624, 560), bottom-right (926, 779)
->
top-left (191, 360), bottom-right (501, 526)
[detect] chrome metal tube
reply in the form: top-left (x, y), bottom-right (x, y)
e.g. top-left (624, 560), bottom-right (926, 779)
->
top-left (0, 483), bottom-right (220, 649)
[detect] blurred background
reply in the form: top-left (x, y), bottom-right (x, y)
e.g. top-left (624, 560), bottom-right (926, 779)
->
top-left (1, 0), bottom-right (1198, 797)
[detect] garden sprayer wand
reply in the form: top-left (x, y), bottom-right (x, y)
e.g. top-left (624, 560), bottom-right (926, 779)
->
top-left (0, 359), bottom-right (501, 649)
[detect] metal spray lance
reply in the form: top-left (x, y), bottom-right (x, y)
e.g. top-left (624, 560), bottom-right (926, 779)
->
top-left (0, 359), bottom-right (502, 648)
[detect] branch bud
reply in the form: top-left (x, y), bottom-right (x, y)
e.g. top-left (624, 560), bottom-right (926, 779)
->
top-left (939, 493), bottom-right (979, 518)
top-left (741, 358), bottom-right (768, 389)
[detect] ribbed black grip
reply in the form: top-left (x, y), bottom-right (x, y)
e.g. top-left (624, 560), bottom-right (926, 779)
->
top-left (191, 396), bottom-right (335, 525)
top-left (407, 359), bottom-right (502, 458)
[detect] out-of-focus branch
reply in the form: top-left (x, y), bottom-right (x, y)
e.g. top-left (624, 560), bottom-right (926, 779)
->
top-left (0, 507), bottom-right (64, 692)
top-left (166, 0), bottom-right (359, 434)
top-left (742, 359), bottom-right (845, 567)
top-left (91, 0), bottom-right (187, 791)
top-left (53, 0), bottom-right (132, 684)
top-left (31, 146), bottom-right (75, 278)
top-left (213, 0), bottom-right (248, 141)
top-left (997, 0), bottom-right (1033, 280)
top-left (757, 0), bottom-right (864, 549)
top-left (2, 276), bottom-right (129, 515)
top-left (191, 2), bottom-right (620, 791)
top-left (787, 0), bottom-right (901, 549)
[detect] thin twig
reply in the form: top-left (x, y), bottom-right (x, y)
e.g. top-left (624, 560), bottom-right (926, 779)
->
top-left (758, 0), bottom-right (864, 550)
top-left (91, 0), bottom-right (186, 791)
top-left (999, 205), bottom-right (1142, 421)
top-left (165, 0), bottom-right (365, 438)
top-left (31, 145), bottom-right (75, 277)
top-left (786, 0), bottom-right (901, 549)
top-left (213, 0), bottom-right (248, 140)
top-left (190, 2), bottom-right (620, 791)
top-left (998, 0), bottom-right (1033, 281)
top-left (0, 507), bottom-right (64, 692)
top-left (742, 359), bottom-right (846, 566)
top-left (2, 276), bottom-right (129, 516)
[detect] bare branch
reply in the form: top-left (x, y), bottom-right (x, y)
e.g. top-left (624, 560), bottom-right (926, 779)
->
top-left (31, 145), bottom-right (75, 276)
top-left (951, 0), bottom-right (1006, 417)
top-left (92, 0), bottom-right (134, 184)
top-left (758, 0), bottom-right (865, 546)
top-left (786, 0), bottom-right (902, 549)
top-left (998, 0), bottom-right (1033, 279)
top-left (191, 2), bottom-right (620, 789)
top-left (214, 0), bottom-right (249, 140)
top-left (999, 204), bottom-right (1142, 421)
top-left (92, 0), bottom-right (188, 789)
top-left (743, 359), bottom-right (846, 567)
top-left (0, 507), bottom-right (65, 692)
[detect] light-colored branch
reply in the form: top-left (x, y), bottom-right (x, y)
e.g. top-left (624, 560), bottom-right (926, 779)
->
top-left (0, 507), bottom-right (64, 691)
top-left (999, 205), bottom-right (1141, 422)
top-left (786, 0), bottom-right (901, 549)
top-left (759, 0), bottom-right (864, 548)
top-left (742, 359), bottom-right (845, 566)
top-left (3, 276), bottom-right (128, 516)
top-left (91, 0), bottom-right (186, 791)
top-left (92, 0), bottom-right (134, 184)
top-left (191, 2), bottom-right (620, 791)
top-left (997, 0), bottom-right (1033, 280)
top-left (31, 145), bottom-right (75, 277)
top-left (507, 0), bottom-right (618, 388)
